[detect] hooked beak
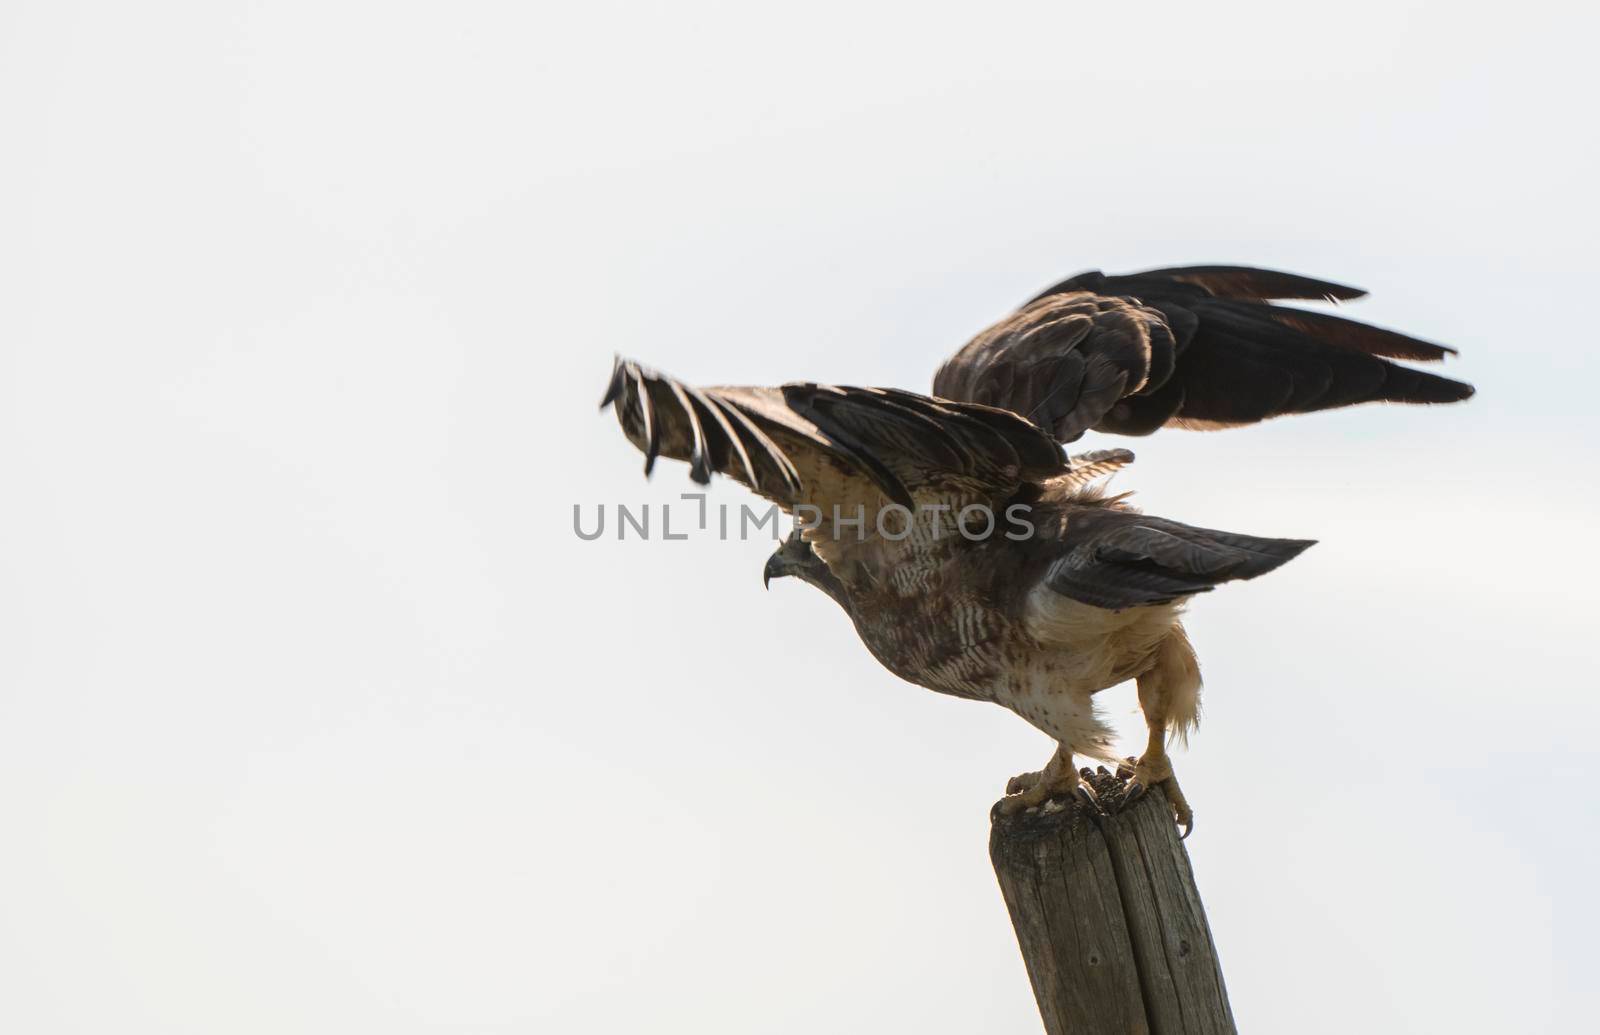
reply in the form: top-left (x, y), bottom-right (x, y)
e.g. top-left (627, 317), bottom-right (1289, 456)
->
top-left (763, 553), bottom-right (785, 590)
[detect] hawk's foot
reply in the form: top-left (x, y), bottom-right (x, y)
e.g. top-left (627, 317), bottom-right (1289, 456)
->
top-left (998, 768), bottom-right (1097, 816)
top-left (1121, 753), bottom-right (1194, 838)
top-left (1005, 769), bottom-right (1043, 795)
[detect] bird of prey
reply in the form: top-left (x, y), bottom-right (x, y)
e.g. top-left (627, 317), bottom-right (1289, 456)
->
top-left (600, 265), bottom-right (1472, 834)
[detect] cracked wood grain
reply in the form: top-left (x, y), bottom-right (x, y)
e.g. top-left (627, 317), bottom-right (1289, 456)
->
top-left (990, 771), bottom-right (1235, 1035)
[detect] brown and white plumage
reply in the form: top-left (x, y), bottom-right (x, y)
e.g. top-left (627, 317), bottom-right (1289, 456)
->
top-left (600, 264), bottom-right (1473, 832)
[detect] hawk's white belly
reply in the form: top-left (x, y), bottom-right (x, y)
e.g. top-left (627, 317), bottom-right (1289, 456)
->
top-left (988, 587), bottom-right (1188, 754)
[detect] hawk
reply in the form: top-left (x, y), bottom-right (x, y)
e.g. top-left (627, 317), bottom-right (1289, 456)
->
top-left (601, 265), bottom-right (1472, 834)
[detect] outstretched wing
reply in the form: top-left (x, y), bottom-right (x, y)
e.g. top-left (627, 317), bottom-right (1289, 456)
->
top-left (1043, 506), bottom-right (1316, 610)
top-left (601, 357), bottom-right (1068, 533)
top-left (932, 264), bottom-right (1475, 443)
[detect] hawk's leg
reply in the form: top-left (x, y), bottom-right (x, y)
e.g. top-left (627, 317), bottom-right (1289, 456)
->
top-left (1123, 730), bottom-right (1194, 838)
top-left (1124, 638), bottom-right (1200, 838)
top-left (999, 745), bottom-right (1096, 814)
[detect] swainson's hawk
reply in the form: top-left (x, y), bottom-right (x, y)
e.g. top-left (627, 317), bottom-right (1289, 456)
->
top-left (601, 265), bottom-right (1472, 833)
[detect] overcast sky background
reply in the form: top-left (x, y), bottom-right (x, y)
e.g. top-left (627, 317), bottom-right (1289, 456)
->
top-left (3, 2), bottom-right (1597, 1032)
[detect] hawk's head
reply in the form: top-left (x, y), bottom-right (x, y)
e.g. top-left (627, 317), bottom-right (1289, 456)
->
top-left (763, 528), bottom-right (848, 605)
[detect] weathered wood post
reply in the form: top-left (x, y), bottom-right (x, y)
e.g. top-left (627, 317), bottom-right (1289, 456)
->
top-left (990, 768), bottom-right (1236, 1035)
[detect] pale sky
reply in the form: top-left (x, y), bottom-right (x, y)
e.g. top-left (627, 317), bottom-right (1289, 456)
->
top-left (2, 2), bottom-right (1596, 1032)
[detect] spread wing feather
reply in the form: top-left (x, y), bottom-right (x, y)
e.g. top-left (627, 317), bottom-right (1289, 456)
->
top-left (1045, 508), bottom-right (1316, 610)
top-left (933, 264), bottom-right (1474, 442)
top-left (604, 358), bottom-right (1070, 523)
top-left (1086, 265), bottom-right (1367, 303)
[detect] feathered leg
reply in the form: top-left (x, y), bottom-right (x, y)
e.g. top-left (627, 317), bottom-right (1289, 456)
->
top-left (1124, 627), bottom-right (1201, 837)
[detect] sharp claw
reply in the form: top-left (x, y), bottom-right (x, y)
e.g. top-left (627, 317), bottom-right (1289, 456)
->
top-left (1179, 817), bottom-right (1194, 840)
top-left (1073, 782), bottom-right (1098, 808)
top-left (1122, 781), bottom-right (1147, 808)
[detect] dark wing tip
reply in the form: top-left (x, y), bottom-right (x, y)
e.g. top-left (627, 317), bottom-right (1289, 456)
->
top-left (603, 357), bottom-right (812, 506)
top-left (1382, 368), bottom-right (1476, 405)
top-left (636, 371), bottom-right (661, 476)
top-left (599, 355), bottom-right (626, 410)
top-left (1135, 265), bottom-right (1369, 302)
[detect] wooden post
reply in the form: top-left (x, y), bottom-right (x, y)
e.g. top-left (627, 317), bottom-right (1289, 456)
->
top-left (990, 768), bottom-right (1236, 1035)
